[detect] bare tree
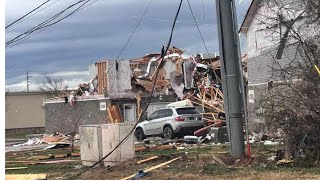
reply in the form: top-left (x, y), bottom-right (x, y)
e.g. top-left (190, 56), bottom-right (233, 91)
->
top-left (39, 75), bottom-right (84, 152)
top-left (251, 0), bottom-right (320, 165)
top-left (39, 75), bottom-right (69, 98)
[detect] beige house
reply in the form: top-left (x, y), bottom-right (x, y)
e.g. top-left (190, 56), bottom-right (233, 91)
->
top-left (5, 92), bottom-right (45, 134)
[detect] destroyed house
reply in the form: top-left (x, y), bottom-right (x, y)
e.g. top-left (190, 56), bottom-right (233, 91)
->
top-left (43, 47), bottom-right (231, 134)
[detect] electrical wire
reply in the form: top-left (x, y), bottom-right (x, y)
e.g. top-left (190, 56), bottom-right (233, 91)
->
top-left (6, 0), bottom-right (91, 47)
top-left (187, 0), bottom-right (211, 62)
top-left (67, 0), bottom-right (184, 178)
top-left (8, 0), bottom-right (63, 29)
top-left (187, 0), bottom-right (220, 81)
top-left (6, 0), bottom-right (52, 29)
top-left (103, 0), bottom-right (153, 94)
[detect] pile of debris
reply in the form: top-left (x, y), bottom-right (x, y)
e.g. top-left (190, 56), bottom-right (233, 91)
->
top-left (11, 132), bottom-right (79, 148)
top-left (130, 47), bottom-right (249, 123)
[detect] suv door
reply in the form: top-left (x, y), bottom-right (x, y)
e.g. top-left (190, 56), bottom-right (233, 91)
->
top-left (144, 110), bottom-right (160, 135)
top-left (150, 109), bottom-right (174, 135)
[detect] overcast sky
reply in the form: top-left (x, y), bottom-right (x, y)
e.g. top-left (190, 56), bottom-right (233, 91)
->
top-left (5, 0), bottom-right (251, 92)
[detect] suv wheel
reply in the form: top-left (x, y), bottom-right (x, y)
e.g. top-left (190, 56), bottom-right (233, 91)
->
top-left (163, 126), bottom-right (174, 139)
top-left (135, 128), bottom-right (145, 141)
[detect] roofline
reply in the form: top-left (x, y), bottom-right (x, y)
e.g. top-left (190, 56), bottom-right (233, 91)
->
top-left (5, 91), bottom-right (49, 96)
top-left (239, 0), bottom-right (263, 34)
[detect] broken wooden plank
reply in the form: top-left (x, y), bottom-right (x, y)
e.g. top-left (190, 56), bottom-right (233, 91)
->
top-left (54, 154), bottom-right (68, 158)
top-left (111, 105), bottom-right (123, 123)
top-left (137, 156), bottom-right (159, 164)
top-left (122, 157), bottom-right (182, 180)
top-left (5, 167), bottom-right (28, 170)
top-left (5, 174), bottom-right (47, 180)
top-left (135, 146), bottom-right (147, 152)
top-left (6, 161), bottom-right (39, 165)
top-left (71, 152), bottom-right (80, 157)
top-left (38, 160), bottom-right (80, 164)
top-left (31, 155), bottom-right (54, 160)
top-left (212, 155), bottom-right (227, 167)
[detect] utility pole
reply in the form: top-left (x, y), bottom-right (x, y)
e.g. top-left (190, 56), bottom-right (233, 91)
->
top-left (27, 70), bottom-right (30, 91)
top-left (216, 0), bottom-right (245, 157)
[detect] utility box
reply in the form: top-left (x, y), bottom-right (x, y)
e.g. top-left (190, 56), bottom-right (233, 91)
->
top-left (101, 123), bottom-right (135, 166)
top-left (79, 125), bottom-right (103, 166)
top-left (79, 123), bottom-right (135, 167)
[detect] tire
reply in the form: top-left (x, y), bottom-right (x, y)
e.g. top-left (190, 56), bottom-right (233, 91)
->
top-left (135, 128), bottom-right (145, 141)
top-left (163, 126), bottom-right (175, 140)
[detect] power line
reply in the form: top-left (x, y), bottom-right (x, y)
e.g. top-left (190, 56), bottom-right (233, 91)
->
top-left (187, 0), bottom-right (220, 81)
top-left (187, 0), bottom-right (211, 61)
top-left (68, 0), bottom-right (184, 178)
top-left (106, 0), bottom-right (153, 93)
top-left (14, 0), bottom-right (63, 28)
top-left (6, 0), bottom-right (52, 29)
top-left (6, 0), bottom-right (91, 47)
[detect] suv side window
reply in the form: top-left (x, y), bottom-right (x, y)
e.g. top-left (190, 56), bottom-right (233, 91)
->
top-left (157, 109), bottom-right (167, 118)
top-left (157, 109), bottom-right (173, 118)
top-left (167, 109), bottom-right (173, 116)
top-left (149, 110), bottom-right (160, 120)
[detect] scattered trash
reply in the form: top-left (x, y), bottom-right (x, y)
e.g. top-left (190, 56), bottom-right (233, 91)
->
top-left (122, 157), bottom-right (182, 180)
top-left (267, 156), bottom-right (277, 161)
top-left (74, 165), bottom-right (83, 169)
top-left (129, 170), bottom-right (150, 180)
top-left (277, 159), bottom-right (294, 165)
top-left (264, 140), bottom-right (280, 145)
top-left (5, 167), bottom-right (28, 170)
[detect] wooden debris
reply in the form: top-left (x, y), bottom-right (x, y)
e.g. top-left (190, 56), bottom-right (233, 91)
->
top-left (135, 146), bottom-right (147, 152)
top-left (54, 154), bottom-right (68, 158)
top-left (71, 152), bottom-right (81, 157)
top-left (31, 155), bottom-right (54, 160)
top-left (150, 145), bottom-right (175, 151)
top-left (212, 155), bottom-right (228, 167)
top-left (135, 145), bottom-right (175, 152)
top-left (5, 167), bottom-right (28, 170)
top-left (137, 156), bottom-right (159, 164)
top-left (38, 160), bottom-right (80, 164)
top-left (5, 160), bottom-right (80, 165)
top-left (122, 157), bottom-right (182, 180)
top-left (5, 174), bottom-right (47, 180)
top-left (277, 159), bottom-right (294, 165)
top-left (5, 161), bottom-right (39, 165)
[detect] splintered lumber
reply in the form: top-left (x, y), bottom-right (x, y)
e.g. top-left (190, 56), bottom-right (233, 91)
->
top-left (122, 157), bottom-right (182, 180)
top-left (135, 146), bottom-right (147, 152)
top-left (111, 105), bottom-right (123, 123)
top-left (212, 155), bottom-right (227, 167)
top-left (5, 174), bottom-right (47, 180)
top-left (107, 106), bottom-right (114, 123)
top-left (136, 94), bottom-right (141, 120)
top-left (31, 155), bottom-right (54, 160)
top-left (137, 156), bottom-right (159, 164)
top-left (71, 152), bottom-right (81, 157)
top-left (5, 167), bottom-right (28, 170)
top-left (54, 154), bottom-right (68, 158)
top-left (5, 161), bottom-right (39, 165)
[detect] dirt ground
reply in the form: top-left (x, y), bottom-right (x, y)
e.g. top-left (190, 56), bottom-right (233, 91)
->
top-left (5, 143), bottom-right (320, 180)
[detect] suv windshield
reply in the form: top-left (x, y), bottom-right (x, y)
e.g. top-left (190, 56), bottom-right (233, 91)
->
top-left (176, 107), bottom-right (200, 115)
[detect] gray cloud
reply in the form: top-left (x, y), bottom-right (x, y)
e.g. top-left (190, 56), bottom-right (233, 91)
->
top-left (5, 0), bottom-right (251, 91)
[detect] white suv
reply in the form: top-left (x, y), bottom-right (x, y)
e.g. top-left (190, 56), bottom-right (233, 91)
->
top-left (134, 106), bottom-right (204, 141)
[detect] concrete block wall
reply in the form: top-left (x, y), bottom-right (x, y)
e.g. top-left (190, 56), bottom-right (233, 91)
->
top-left (44, 100), bottom-right (109, 134)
